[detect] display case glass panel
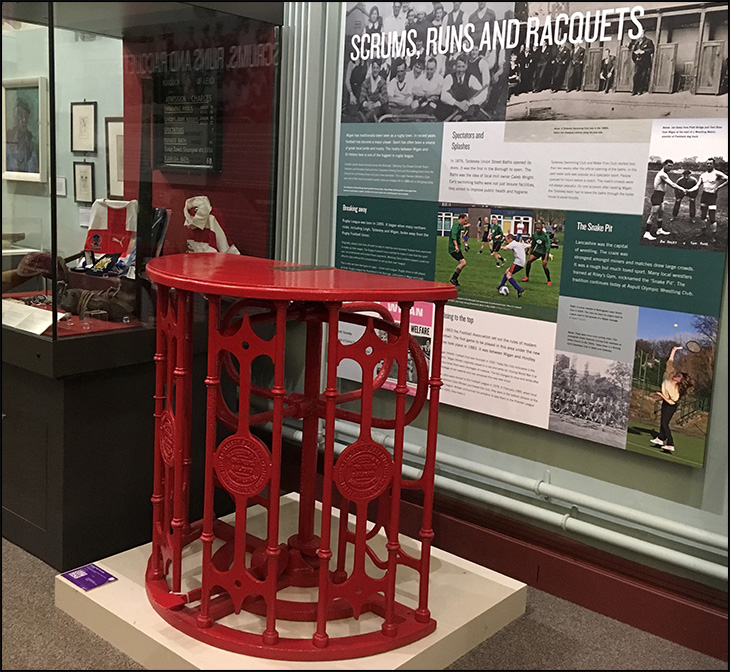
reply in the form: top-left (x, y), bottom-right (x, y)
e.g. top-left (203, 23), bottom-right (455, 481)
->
top-left (2, 2), bottom-right (279, 340)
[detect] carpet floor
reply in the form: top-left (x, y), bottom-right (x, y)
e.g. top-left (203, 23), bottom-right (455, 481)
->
top-left (2, 537), bottom-right (727, 670)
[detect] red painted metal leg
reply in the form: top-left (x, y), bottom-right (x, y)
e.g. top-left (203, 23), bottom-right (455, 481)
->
top-left (171, 290), bottom-right (193, 592)
top-left (262, 301), bottom-right (289, 645)
top-left (198, 295), bottom-right (220, 629)
top-left (313, 301), bottom-right (342, 649)
top-left (180, 296), bottom-right (194, 537)
top-left (382, 301), bottom-right (412, 636)
top-left (150, 285), bottom-right (168, 581)
top-left (333, 497), bottom-right (350, 583)
top-left (288, 315), bottom-right (323, 567)
top-left (416, 300), bottom-right (447, 623)
top-left (148, 287), bottom-right (194, 594)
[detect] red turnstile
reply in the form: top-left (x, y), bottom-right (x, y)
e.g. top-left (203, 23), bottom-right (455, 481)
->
top-left (144, 254), bottom-right (456, 661)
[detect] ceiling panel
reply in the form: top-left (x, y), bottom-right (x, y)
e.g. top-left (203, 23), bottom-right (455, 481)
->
top-left (3, 2), bottom-right (283, 38)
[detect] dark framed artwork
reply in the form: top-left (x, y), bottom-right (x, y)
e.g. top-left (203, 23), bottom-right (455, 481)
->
top-left (104, 117), bottom-right (124, 199)
top-left (70, 101), bottom-right (98, 153)
top-left (153, 70), bottom-right (222, 173)
top-left (73, 161), bottom-right (95, 204)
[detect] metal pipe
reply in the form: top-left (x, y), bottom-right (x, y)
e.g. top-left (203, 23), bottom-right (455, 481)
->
top-left (424, 465), bottom-right (728, 582)
top-left (262, 420), bottom-right (728, 582)
top-left (333, 421), bottom-right (728, 553)
top-left (332, 436), bottom-right (729, 583)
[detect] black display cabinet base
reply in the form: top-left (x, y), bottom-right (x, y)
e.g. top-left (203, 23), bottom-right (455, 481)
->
top-left (1, 326), bottom-right (209, 572)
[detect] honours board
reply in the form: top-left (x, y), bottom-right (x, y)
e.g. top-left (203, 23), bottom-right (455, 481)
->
top-left (154, 70), bottom-right (222, 172)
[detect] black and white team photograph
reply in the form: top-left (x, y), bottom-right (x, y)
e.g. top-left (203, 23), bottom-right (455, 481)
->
top-left (342, 2), bottom-right (514, 123)
top-left (507, 2), bottom-right (727, 121)
top-left (548, 350), bottom-right (632, 449)
top-left (640, 156), bottom-right (728, 252)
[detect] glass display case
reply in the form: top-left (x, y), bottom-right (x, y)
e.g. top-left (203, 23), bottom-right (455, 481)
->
top-left (1, 1), bottom-right (281, 570)
top-left (3, 1), bottom-right (279, 339)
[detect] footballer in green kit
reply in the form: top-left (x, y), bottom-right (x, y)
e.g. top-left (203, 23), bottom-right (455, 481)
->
top-left (448, 212), bottom-right (470, 287)
top-left (488, 215), bottom-right (507, 267)
top-left (522, 219), bottom-right (552, 285)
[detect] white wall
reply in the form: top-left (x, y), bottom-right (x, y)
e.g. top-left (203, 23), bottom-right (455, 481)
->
top-left (2, 23), bottom-right (51, 253)
top-left (53, 28), bottom-right (123, 258)
top-left (2, 21), bottom-right (122, 259)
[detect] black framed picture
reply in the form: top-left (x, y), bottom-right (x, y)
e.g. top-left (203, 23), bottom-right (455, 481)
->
top-left (153, 70), bottom-right (222, 173)
top-left (104, 117), bottom-right (124, 199)
top-left (70, 101), bottom-right (98, 153)
top-left (73, 161), bottom-right (95, 204)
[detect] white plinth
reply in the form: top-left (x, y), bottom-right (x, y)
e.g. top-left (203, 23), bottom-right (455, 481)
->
top-left (56, 494), bottom-right (526, 670)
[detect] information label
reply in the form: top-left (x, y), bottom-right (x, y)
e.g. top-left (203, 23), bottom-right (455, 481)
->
top-left (61, 563), bottom-right (117, 591)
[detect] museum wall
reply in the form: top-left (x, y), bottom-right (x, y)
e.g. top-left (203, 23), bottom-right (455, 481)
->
top-left (3, 1), bottom-right (726, 593)
top-left (275, 2), bottom-right (729, 590)
top-left (52, 29), bottom-right (123, 259)
top-left (2, 23), bottom-right (50, 254)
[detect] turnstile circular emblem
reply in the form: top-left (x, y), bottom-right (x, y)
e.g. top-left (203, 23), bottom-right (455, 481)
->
top-left (215, 435), bottom-right (271, 497)
top-left (160, 411), bottom-right (175, 466)
top-left (334, 442), bottom-right (393, 501)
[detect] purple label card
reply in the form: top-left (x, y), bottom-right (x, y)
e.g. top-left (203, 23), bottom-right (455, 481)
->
top-left (61, 563), bottom-right (118, 591)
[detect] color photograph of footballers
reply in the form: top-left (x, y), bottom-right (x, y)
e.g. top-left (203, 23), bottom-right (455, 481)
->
top-left (435, 205), bottom-right (564, 318)
top-left (462, 217), bottom-right (471, 251)
top-left (487, 214), bottom-right (507, 267)
top-left (521, 218), bottom-right (553, 286)
top-left (478, 215), bottom-right (492, 254)
top-left (447, 212), bottom-right (470, 287)
top-left (548, 351), bottom-right (632, 449)
top-left (624, 307), bottom-right (715, 467)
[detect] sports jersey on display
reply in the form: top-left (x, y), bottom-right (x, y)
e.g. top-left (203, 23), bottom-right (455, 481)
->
top-left (84, 199), bottom-right (139, 273)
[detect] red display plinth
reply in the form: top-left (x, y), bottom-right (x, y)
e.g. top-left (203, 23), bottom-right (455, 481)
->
top-left (144, 254), bottom-right (456, 661)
